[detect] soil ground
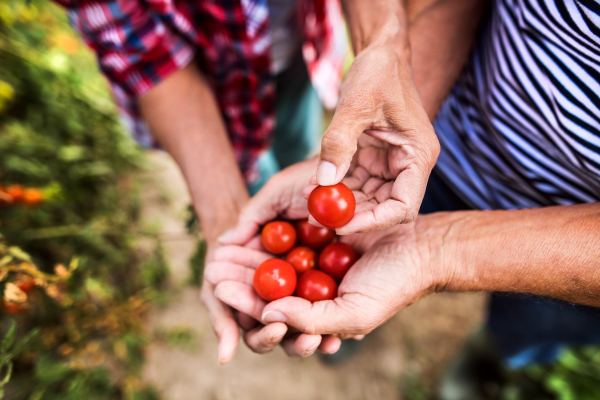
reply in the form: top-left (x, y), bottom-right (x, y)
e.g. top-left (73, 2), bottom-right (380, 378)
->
top-left (140, 151), bottom-right (487, 400)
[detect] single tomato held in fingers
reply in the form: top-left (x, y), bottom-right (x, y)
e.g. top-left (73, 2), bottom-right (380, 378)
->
top-left (296, 270), bottom-right (338, 302)
top-left (261, 221), bottom-right (297, 254)
top-left (307, 183), bottom-right (355, 228)
top-left (253, 259), bottom-right (297, 301)
top-left (285, 246), bottom-right (318, 274)
top-left (295, 219), bottom-right (335, 250)
top-left (319, 242), bottom-right (359, 282)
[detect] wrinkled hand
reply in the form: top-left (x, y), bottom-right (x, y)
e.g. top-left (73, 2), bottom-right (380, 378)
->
top-left (210, 158), bottom-right (346, 357)
top-left (314, 45), bottom-right (439, 234)
top-left (205, 243), bottom-right (345, 357)
top-left (259, 219), bottom-right (443, 336)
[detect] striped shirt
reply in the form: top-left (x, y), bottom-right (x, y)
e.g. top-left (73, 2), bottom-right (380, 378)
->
top-left (434, 0), bottom-right (600, 210)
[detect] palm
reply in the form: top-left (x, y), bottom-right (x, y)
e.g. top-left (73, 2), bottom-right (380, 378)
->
top-left (258, 223), bottom-right (432, 336)
top-left (337, 134), bottom-right (429, 234)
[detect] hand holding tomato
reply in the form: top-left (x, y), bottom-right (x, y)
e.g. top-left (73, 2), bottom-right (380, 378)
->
top-left (205, 245), bottom-right (345, 357)
top-left (260, 221), bottom-right (440, 337)
top-left (311, 43), bottom-right (439, 234)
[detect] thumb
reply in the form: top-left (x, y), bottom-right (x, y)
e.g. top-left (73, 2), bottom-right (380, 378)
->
top-left (261, 294), bottom-right (376, 335)
top-left (218, 183), bottom-right (282, 246)
top-left (317, 110), bottom-right (366, 186)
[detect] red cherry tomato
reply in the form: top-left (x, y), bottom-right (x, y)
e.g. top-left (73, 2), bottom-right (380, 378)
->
top-left (295, 219), bottom-right (335, 250)
top-left (261, 221), bottom-right (297, 254)
top-left (285, 246), bottom-right (318, 274)
top-left (296, 270), bottom-right (338, 302)
top-left (307, 183), bottom-right (356, 228)
top-left (319, 243), bottom-right (359, 282)
top-left (253, 259), bottom-right (297, 301)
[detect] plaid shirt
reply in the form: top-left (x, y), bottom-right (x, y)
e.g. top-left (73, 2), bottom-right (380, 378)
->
top-left (53, 0), bottom-right (347, 182)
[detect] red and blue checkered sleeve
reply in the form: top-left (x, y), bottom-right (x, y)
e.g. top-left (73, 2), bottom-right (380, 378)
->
top-left (57, 0), bottom-right (195, 98)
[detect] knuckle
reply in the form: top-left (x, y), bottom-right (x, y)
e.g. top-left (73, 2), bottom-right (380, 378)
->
top-left (321, 132), bottom-right (356, 159)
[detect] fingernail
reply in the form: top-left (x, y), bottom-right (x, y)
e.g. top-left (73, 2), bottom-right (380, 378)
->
top-left (304, 343), bottom-right (320, 357)
top-left (269, 330), bottom-right (286, 345)
top-left (317, 161), bottom-right (337, 186)
top-left (217, 227), bottom-right (236, 243)
top-left (217, 342), bottom-right (227, 365)
top-left (262, 310), bottom-right (287, 323)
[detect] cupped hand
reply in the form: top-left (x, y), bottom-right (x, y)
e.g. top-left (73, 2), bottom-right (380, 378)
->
top-left (204, 243), bottom-right (343, 357)
top-left (217, 158), bottom-right (319, 247)
top-left (314, 45), bottom-right (439, 234)
top-left (260, 217), bottom-right (445, 336)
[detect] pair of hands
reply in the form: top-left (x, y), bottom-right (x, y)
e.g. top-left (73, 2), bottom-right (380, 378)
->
top-left (201, 45), bottom-right (440, 363)
top-left (204, 159), bottom-right (443, 362)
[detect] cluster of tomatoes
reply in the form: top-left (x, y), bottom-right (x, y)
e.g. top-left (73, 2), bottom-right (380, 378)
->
top-left (0, 184), bottom-right (44, 207)
top-left (253, 183), bottom-right (358, 303)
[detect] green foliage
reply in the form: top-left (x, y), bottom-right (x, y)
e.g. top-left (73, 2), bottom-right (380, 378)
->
top-left (153, 326), bottom-right (197, 350)
top-left (188, 240), bottom-right (206, 287)
top-left (0, 321), bottom-right (38, 398)
top-left (0, 0), bottom-right (167, 398)
top-left (498, 347), bottom-right (600, 400)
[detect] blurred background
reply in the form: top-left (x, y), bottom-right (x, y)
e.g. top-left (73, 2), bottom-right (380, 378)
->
top-left (1, 1), bottom-right (599, 399)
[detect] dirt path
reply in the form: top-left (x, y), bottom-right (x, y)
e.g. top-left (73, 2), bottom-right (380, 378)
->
top-left (140, 152), bottom-right (487, 400)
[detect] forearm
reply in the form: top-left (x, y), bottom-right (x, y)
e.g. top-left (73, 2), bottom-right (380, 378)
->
top-left (407, 0), bottom-right (487, 119)
top-left (139, 62), bottom-right (249, 241)
top-left (424, 203), bottom-right (600, 306)
top-left (341, 0), bottom-right (408, 56)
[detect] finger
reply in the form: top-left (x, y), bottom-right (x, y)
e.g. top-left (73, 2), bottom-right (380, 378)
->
top-left (200, 283), bottom-right (240, 364)
top-left (337, 178), bottom-right (422, 235)
top-left (205, 261), bottom-right (254, 286)
top-left (302, 184), bottom-right (317, 199)
top-left (243, 322), bottom-right (288, 354)
top-left (281, 333), bottom-right (323, 357)
top-left (317, 105), bottom-right (369, 186)
top-left (218, 220), bottom-right (260, 246)
top-left (342, 166), bottom-right (371, 191)
top-left (357, 145), bottom-right (395, 180)
top-left (213, 245), bottom-right (272, 268)
top-left (238, 312), bottom-right (258, 330)
top-left (215, 281), bottom-right (266, 321)
top-left (261, 294), bottom-right (376, 336)
top-left (245, 235), bottom-right (264, 250)
top-left (319, 335), bottom-right (342, 354)
top-left (374, 181), bottom-right (394, 204)
top-left (307, 215), bottom-right (326, 228)
top-left (362, 177), bottom-right (386, 198)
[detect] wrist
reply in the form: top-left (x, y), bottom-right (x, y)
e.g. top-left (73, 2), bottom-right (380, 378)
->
top-left (196, 194), bottom-right (248, 243)
top-left (415, 211), bottom-right (478, 293)
top-left (344, 1), bottom-right (409, 57)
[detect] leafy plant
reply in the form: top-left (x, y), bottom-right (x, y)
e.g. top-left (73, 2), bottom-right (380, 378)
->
top-left (0, 0), bottom-right (168, 398)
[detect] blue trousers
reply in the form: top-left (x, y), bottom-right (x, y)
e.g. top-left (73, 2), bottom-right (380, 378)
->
top-left (421, 169), bottom-right (600, 368)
